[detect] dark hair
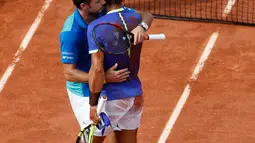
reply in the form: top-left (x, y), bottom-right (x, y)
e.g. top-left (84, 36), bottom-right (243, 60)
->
top-left (105, 0), bottom-right (123, 5)
top-left (72, 0), bottom-right (91, 8)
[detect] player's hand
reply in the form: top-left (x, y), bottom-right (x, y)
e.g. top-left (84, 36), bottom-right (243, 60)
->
top-left (131, 25), bottom-right (146, 45)
top-left (90, 106), bottom-right (100, 125)
top-left (105, 63), bottom-right (130, 83)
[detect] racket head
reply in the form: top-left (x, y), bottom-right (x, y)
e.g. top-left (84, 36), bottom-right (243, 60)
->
top-left (75, 125), bottom-right (91, 143)
top-left (92, 22), bottom-right (134, 55)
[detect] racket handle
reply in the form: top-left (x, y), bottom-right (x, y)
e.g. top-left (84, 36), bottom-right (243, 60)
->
top-left (97, 95), bottom-right (107, 116)
top-left (146, 34), bottom-right (166, 40)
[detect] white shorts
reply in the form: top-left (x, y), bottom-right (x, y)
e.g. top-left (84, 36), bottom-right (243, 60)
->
top-left (67, 89), bottom-right (143, 136)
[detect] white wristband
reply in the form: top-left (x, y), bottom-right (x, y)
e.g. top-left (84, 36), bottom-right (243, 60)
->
top-left (139, 21), bottom-right (148, 31)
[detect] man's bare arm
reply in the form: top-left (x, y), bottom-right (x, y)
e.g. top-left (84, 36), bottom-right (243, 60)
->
top-left (63, 62), bottom-right (130, 83)
top-left (88, 50), bottom-right (104, 125)
top-left (132, 10), bottom-right (154, 45)
top-left (89, 51), bottom-right (105, 94)
top-left (63, 64), bottom-right (89, 82)
top-left (135, 10), bottom-right (153, 28)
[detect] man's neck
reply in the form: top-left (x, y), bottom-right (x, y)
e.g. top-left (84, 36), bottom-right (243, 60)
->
top-left (106, 4), bottom-right (122, 13)
top-left (78, 9), bottom-right (97, 24)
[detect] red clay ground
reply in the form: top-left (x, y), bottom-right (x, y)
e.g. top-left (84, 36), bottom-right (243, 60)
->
top-left (0, 0), bottom-right (45, 78)
top-left (167, 25), bottom-right (255, 143)
top-left (1, 1), bottom-right (255, 143)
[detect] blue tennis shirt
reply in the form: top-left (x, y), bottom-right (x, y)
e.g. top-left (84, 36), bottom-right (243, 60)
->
top-left (87, 7), bottom-right (143, 100)
top-left (60, 8), bottom-right (105, 97)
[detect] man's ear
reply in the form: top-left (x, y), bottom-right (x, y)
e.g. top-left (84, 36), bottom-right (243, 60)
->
top-left (80, 3), bottom-right (89, 10)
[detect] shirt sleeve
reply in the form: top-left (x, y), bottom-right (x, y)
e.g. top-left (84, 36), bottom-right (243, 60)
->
top-left (87, 24), bottom-right (100, 54)
top-left (59, 31), bottom-right (79, 64)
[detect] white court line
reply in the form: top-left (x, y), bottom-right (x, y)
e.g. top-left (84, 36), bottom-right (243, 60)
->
top-left (222, 0), bottom-right (236, 17)
top-left (0, 0), bottom-right (52, 94)
top-left (158, 31), bottom-right (219, 143)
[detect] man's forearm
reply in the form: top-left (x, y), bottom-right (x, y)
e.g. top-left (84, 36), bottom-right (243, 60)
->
top-left (89, 64), bottom-right (104, 93)
top-left (89, 52), bottom-right (105, 106)
top-left (89, 52), bottom-right (105, 93)
top-left (136, 10), bottom-right (153, 28)
top-left (63, 64), bottom-right (89, 83)
top-left (88, 66), bottom-right (104, 105)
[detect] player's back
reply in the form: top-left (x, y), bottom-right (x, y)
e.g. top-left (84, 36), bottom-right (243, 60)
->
top-left (89, 7), bottom-right (142, 73)
top-left (88, 7), bottom-right (144, 100)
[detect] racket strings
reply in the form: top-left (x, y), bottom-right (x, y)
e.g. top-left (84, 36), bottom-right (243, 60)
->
top-left (111, 28), bottom-right (130, 54)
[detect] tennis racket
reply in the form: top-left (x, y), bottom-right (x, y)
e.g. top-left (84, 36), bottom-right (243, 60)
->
top-left (92, 13), bottom-right (166, 55)
top-left (75, 96), bottom-right (107, 143)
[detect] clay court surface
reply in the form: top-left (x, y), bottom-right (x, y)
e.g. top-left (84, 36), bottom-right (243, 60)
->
top-left (1, 0), bottom-right (255, 143)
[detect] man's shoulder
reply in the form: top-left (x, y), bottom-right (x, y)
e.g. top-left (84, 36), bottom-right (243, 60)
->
top-left (60, 30), bottom-right (78, 38)
top-left (88, 16), bottom-right (108, 30)
top-left (61, 12), bottom-right (86, 32)
top-left (60, 13), bottom-right (81, 40)
top-left (92, 15), bottom-right (110, 24)
top-left (122, 6), bottom-right (135, 12)
top-left (61, 13), bottom-right (76, 32)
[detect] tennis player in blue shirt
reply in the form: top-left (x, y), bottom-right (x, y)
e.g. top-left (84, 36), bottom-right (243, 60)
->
top-left (87, 0), bottom-right (153, 142)
top-left (60, 0), bottom-right (153, 142)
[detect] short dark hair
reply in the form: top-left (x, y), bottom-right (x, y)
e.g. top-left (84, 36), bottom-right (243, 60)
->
top-left (106, 0), bottom-right (123, 5)
top-left (72, 0), bottom-right (91, 9)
